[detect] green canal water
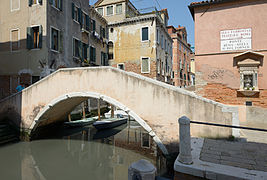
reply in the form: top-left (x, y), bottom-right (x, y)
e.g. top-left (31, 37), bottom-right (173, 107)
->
top-left (0, 120), bottom-right (168, 180)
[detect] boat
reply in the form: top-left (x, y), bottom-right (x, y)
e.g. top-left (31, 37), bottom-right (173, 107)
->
top-left (64, 117), bottom-right (97, 127)
top-left (104, 109), bottom-right (128, 118)
top-left (93, 123), bottom-right (127, 139)
top-left (93, 117), bottom-right (128, 130)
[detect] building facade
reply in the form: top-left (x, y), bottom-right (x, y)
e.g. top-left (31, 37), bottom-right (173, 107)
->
top-left (167, 26), bottom-right (192, 87)
top-left (0, 0), bottom-right (108, 99)
top-left (189, 0), bottom-right (267, 108)
top-left (94, 0), bottom-right (173, 84)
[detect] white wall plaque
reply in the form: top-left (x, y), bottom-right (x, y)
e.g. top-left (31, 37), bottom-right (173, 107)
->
top-left (220, 28), bottom-right (251, 51)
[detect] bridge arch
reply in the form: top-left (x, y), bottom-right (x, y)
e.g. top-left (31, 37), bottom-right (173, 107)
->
top-left (30, 91), bottom-right (169, 155)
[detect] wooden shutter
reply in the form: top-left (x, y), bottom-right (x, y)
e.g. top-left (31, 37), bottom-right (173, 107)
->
top-left (59, 30), bottom-right (63, 52)
top-left (38, 25), bottom-right (42, 48)
top-left (49, 0), bottom-right (53, 4)
top-left (78, 8), bottom-right (82, 24)
top-left (38, 0), bottom-right (42, 5)
top-left (103, 27), bottom-right (105, 38)
top-left (27, 27), bottom-right (33, 49)
top-left (29, 0), bottom-right (33, 6)
top-left (72, 3), bottom-right (75, 19)
top-left (93, 47), bottom-right (96, 62)
top-left (90, 46), bottom-right (93, 62)
top-left (100, 26), bottom-right (103, 37)
top-left (85, 15), bottom-right (89, 31)
top-left (78, 41), bottom-right (82, 59)
top-left (59, 0), bottom-right (62, 11)
top-left (92, 20), bottom-right (96, 31)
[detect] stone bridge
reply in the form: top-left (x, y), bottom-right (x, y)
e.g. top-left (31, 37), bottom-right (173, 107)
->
top-left (0, 67), bottom-right (239, 154)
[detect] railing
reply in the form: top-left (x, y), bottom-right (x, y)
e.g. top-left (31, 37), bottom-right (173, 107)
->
top-left (177, 116), bottom-right (267, 165)
top-left (190, 120), bottom-right (267, 132)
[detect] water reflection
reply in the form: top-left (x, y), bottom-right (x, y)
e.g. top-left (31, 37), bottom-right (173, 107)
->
top-left (0, 121), bottom-right (166, 180)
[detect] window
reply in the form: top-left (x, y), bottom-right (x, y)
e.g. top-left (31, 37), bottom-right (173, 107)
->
top-left (117, 63), bottom-right (124, 70)
top-left (12, 0), bottom-right (20, 11)
top-left (116, 4), bottom-right (122, 14)
top-left (100, 26), bottom-right (106, 38)
top-left (90, 46), bottom-right (96, 62)
top-left (11, 29), bottom-right (19, 51)
top-left (97, 8), bottom-right (103, 16)
top-left (29, 0), bottom-right (42, 7)
top-left (108, 41), bottom-right (114, 60)
top-left (51, 27), bottom-right (59, 52)
top-left (141, 57), bottom-right (150, 73)
top-left (157, 59), bottom-right (160, 74)
top-left (141, 132), bottom-right (150, 148)
top-left (141, 27), bottom-right (149, 41)
top-left (156, 29), bottom-right (159, 43)
top-left (82, 43), bottom-right (88, 62)
top-left (91, 19), bottom-right (96, 31)
top-left (27, 25), bottom-right (42, 49)
top-left (81, 12), bottom-right (90, 31)
top-left (101, 52), bottom-right (108, 66)
top-left (107, 6), bottom-right (113, 16)
top-left (161, 35), bottom-right (164, 48)
top-left (72, 3), bottom-right (79, 23)
top-left (50, 0), bottom-right (62, 10)
top-left (179, 43), bottom-right (181, 51)
top-left (73, 38), bottom-right (80, 58)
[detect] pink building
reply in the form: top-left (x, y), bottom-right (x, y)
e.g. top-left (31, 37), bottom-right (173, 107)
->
top-left (189, 0), bottom-right (267, 108)
top-left (167, 26), bottom-right (192, 87)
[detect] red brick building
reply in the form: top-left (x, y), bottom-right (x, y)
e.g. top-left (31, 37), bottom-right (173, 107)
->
top-left (189, 0), bottom-right (267, 108)
top-left (167, 26), bottom-right (192, 87)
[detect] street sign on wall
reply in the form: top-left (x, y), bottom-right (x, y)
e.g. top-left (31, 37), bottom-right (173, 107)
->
top-left (220, 28), bottom-right (251, 51)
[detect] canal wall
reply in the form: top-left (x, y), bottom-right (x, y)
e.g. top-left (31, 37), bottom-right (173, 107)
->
top-left (0, 67), bottom-right (239, 154)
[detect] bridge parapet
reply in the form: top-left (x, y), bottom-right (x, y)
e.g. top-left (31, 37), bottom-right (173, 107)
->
top-left (0, 67), bottom-right (239, 154)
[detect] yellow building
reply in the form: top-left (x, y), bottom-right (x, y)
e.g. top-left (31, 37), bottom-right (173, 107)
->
top-left (94, 0), bottom-right (173, 83)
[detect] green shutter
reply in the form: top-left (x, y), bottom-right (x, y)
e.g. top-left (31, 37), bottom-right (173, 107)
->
top-left (29, 0), bottom-right (33, 6)
top-left (92, 20), bottom-right (96, 31)
top-left (101, 52), bottom-right (103, 65)
top-left (27, 27), bottom-right (33, 49)
top-left (81, 43), bottom-right (84, 62)
top-left (100, 26), bottom-right (102, 37)
top-left (49, 0), bottom-right (53, 4)
top-left (103, 28), bottom-right (105, 38)
top-left (72, 3), bottom-right (75, 19)
top-left (89, 18), bottom-right (92, 31)
top-left (90, 46), bottom-right (93, 62)
top-left (59, 0), bottom-right (62, 11)
top-left (78, 41), bottom-right (82, 59)
top-left (59, 31), bottom-right (63, 52)
top-left (38, 0), bottom-right (42, 5)
top-left (86, 15), bottom-right (89, 31)
top-left (78, 8), bottom-right (81, 24)
top-left (38, 25), bottom-right (42, 48)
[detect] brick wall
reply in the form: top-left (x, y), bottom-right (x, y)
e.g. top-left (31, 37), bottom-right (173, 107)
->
top-left (198, 83), bottom-right (267, 108)
top-left (112, 61), bottom-right (158, 80)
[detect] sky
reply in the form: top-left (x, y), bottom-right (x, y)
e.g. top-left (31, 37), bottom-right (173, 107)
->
top-left (90, 0), bottom-right (197, 47)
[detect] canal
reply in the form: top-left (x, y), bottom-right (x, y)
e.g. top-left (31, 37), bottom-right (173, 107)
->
top-left (0, 120), bottom-right (169, 179)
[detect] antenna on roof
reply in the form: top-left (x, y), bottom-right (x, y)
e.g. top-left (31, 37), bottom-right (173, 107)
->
top-left (153, 0), bottom-right (162, 10)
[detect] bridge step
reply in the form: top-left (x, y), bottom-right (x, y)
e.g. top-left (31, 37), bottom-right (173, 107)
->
top-left (0, 121), bottom-right (19, 146)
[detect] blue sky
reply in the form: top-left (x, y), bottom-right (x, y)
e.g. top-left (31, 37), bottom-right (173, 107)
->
top-left (90, 0), bottom-right (197, 47)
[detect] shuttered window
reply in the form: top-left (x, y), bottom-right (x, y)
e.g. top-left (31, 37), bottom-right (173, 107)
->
top-left (142, 27), bottom-right (148, 41)
top-left (141, 57), bottom-right (150, 73)
top-left (72, 3), bottom-right (79, 22)
top-left (49, 0), bottom-right (62, 10)
top-left (51, 27), bottom-right (59, 51)
top-left (116, 4), bottom-right (122, 14)
top-left (27, 25), bottom-right (42, 49)
top-left (97, 8), bottom-right (103, 16)
top-left (90, 46), bottom-right (96, 62)
top-left (107, 6), bottom-right (113, 16)
top-left (11, 29), bottom-right (19, 51)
